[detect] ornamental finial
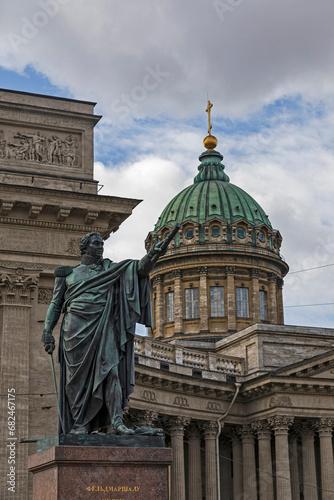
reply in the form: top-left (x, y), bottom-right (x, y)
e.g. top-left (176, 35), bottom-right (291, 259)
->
top-left (203, 100), bottom-right (218, 150)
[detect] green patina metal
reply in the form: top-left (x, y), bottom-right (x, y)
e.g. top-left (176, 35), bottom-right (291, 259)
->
top-left (154, 150), bottom-right (272, 232)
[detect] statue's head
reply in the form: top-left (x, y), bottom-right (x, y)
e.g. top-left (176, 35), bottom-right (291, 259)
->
top-left (80, 232), bottom-right (104, 259)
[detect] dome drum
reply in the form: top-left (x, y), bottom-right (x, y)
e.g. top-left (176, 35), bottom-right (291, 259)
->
top-left (150, 261), bottom-right (285, 341)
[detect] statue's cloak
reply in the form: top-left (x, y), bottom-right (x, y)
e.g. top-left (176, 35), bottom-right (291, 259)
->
top-left (57, 259), bottom-right (151, 434)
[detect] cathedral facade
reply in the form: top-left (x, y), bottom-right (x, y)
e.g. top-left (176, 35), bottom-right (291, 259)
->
top-left (0, 90), bottom-right (333, 500)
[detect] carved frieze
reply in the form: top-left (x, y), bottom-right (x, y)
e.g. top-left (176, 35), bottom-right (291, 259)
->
top-left (0, 127), bottom-right (80, 167)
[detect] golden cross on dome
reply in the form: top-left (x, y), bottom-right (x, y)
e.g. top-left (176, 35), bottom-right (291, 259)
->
top-left (205, 100), bottom-right (213, 136)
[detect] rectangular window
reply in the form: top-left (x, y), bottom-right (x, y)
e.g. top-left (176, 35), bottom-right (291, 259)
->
top-left (185, 288), bottom-right (199, 319)
top-left (236, 287), bottom-right (249, 318)
top-left (210, 286), bottom-right (225, 317)
top-left (166, 291), bottom-right (175, 322)
top-left (260, 290), bottom-right (268, 321)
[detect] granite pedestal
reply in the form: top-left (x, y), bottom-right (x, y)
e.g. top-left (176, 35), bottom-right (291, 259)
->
top-left (28, 435), bottom-right (172, 500)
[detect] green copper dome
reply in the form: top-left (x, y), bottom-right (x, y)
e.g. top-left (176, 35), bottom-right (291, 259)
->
top-left (154, 150), bottom-right (272, 232)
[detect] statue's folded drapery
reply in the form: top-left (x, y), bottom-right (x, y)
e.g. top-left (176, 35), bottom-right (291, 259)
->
top-left (45, 258), bottom-right (151, 434)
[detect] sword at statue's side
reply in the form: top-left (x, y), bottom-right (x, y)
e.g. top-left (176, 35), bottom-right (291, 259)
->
top-left (50, 352), bottom-right (64, 434)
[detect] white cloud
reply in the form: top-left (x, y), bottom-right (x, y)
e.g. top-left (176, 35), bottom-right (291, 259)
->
top-left (0, 0), bottom-right (333, 328)
top-left (1, 0), bottom-right (334, 119)
top-left (95, 157), bottom-right (189, 262)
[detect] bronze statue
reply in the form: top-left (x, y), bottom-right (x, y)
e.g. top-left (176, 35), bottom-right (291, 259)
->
top-left (42, 227), bottom-right (179, 435)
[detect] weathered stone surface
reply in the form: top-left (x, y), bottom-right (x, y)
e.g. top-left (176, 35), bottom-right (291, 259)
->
top-left (28, 446), bottom-right (172, 500)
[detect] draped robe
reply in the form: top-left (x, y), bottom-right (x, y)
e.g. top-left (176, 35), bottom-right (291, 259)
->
top-left (45, 258), bottom-right (151, 434)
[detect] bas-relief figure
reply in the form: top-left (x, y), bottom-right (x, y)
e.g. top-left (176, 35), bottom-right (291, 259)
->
top-left (0, 128), bottom-right (79, 166)
top-left (42, 228), bottom-right (178, 435)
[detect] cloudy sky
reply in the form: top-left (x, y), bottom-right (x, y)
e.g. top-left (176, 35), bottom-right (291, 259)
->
top-left (0, 0), bottom-right (334, 329)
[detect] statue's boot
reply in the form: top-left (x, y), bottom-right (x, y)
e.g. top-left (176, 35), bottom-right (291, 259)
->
top-left (104, 368), bottom-right (134, 435)
top-left (115, 422), bottom-right (135, 435)
top-left (70, 425), bottom-right (89, 434)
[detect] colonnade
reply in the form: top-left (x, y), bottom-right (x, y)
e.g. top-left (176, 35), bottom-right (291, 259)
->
top-left (130, 411), bottom-right (334, 500)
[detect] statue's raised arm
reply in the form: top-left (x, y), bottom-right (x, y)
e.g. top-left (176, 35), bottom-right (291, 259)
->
top-left (138, 223), bottom-right (180, 276)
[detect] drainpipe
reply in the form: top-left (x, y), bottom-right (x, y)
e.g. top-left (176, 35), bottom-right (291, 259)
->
top-left (216, 382), bottom-right (242, 500)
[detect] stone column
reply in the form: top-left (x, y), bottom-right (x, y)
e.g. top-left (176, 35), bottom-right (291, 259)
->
top-left (317, 418), bottom-right (334, 500)
top-left (252, 420), bottom-right (274, 500)
top-left (241, 425), bottom-right (257, 500)
top-left (268, 276), bottom-right (278, 324)
top-left (187, 423), bottom-right (202, 500)
top-left (154, 274), bottom-right (164, 338)
top-left (226, 266), bottom-right (236, 331)
top-left (276, 279), bottom-right (284, 324)
top-left (198, 267), bottom-right (208, 332)
top-left (300, 422), bottom-right (317, 500)
top-left (251, 269), bottom-right (261, 323)
top-left (268, 415), bottom-right (294, 500)
top-left (203, 421), bottom-right (218, 500)
top-left (229, 429), bottom-right (243, 500)
top-left (168, 417), bottom-right (189, 500)
top-left (289, 432), bottom-right (301, 500)
top-left (0, 269), bottom-right (38, 500)
top-left (173, 270), bottom-right (183, 335)
top-left (220, 437), bottom-right (233, 500)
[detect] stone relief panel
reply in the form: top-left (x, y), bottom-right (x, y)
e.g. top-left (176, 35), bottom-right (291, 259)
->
top-left (0, 127), bottom-right (81, 168)
top-left (66, 238), bottom-right (81, 256)
top-left (38, 287), bottom-right (54, 304)
top-left (269, 395), bottom-right (293, 408)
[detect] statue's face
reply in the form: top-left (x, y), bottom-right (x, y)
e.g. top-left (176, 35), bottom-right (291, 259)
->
top-left (85, 234), bottom-right (104, 259)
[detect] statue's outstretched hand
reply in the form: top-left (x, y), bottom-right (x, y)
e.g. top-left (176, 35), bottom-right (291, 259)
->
top-left (42, 330), bottom-right (55, 355)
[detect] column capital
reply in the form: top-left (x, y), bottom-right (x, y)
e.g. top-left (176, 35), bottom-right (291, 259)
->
top-left (296, 420), bottom-right (316, 437)
top-left (251, 269), bottom-right (260, 277)
top-left (201, 420), bottom-right (219, 437)
top-left (226, 427), bottom-right (242, 443)
top-left (0, 268), bottom-right (39, 305)
top-left (173, 269), bottom-right (182, 279)
top-left (277, 278), bottom-right (284, 289)
top-left (135, 409), bottom-right (159, 428)
top-left (317, 417), bottom-right (334, 437)
top-left (198, 266), bottom-right (208, 275)
top-left (226, 266), bottom-right (235, 275)
top-left (268, 415), bottom-right (294, 434)
top-left (167, 416), bottom-right (190, 434)
top-left (187, 422), bottom-right (201, 438)
top-left (251, 419), bottom-right (272, 438)
top-left (153, 274), bottom-right (164, 286)
top-left (240, 424), bottom-right (255, 442)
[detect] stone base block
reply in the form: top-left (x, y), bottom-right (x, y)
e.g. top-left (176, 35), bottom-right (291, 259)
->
top-left (28, 446), bottom-right (172, 500)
